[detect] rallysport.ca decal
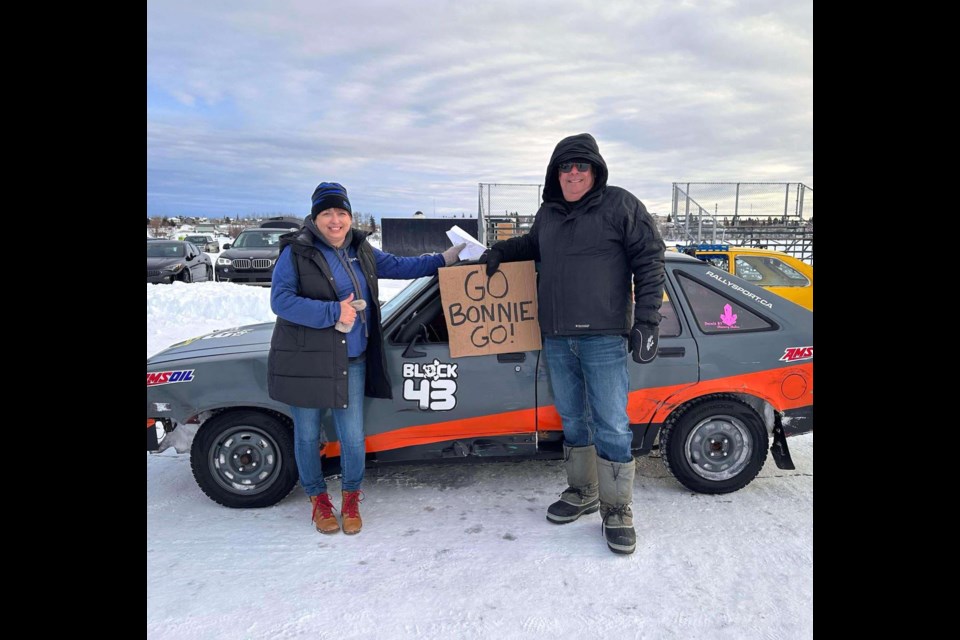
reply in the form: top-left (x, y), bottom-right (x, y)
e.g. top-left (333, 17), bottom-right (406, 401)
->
top-left (147, 370), bottom-right (196, 387)
top-left (402, 359), bottom-right (458, 411)
top-left (705, 270), bottom-right (774, 308)
top-left (780, 346), bottom-right (813, 362)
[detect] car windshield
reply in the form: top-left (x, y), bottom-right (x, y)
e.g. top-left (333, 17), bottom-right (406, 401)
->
top-left (233, 230), bottom-right (288, 248)
top-left (185, 236), bottom-right (206, 243)
top-left (381, 276), bottom-right (434, 323)
top-left (147, 243), bottom-right (184, 258)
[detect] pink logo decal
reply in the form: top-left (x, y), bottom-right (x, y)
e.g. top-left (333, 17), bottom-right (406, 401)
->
top-left (720, 304), bottom-right (738, 327)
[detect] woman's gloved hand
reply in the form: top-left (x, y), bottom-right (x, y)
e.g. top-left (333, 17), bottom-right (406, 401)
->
top-left (441, 243), bottom-right (468, 266)
top-left (335, 294), bottom-right (368, 333)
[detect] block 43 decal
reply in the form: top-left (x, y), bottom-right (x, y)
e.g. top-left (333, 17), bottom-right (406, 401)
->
top-left (402, 359), bottom-right (458, 411)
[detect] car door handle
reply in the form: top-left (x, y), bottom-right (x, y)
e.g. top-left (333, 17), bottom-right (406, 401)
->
top-left (497, 352), bottom-right (526, 363)
top-left (658, 347), bottom-right (685, 357)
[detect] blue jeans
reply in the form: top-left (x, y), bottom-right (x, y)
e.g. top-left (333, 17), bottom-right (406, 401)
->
top-left (543, 335), bottom-right (633, 463)
top-left (289, 361), bottom-right (367, 495)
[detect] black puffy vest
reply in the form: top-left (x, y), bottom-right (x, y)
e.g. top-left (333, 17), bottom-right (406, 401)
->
top-left (267, 229), bottom-right (391, 408)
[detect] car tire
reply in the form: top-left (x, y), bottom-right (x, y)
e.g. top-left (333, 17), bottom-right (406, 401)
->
top-left (206, 265), bottom-right (214, 281)
top-left (659, 394), bottom-right (768, 494)
top-left (181, 268), bottom-right (192, 283)
top-left (190, 410), bottom-right (299, 508)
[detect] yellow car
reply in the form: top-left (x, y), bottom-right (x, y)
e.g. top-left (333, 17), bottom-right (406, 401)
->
top-left (674, 244), bottom-right (813, 310)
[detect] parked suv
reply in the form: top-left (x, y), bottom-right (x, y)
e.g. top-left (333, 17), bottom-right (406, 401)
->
top-left (214, 228), bottom-right (294, 285)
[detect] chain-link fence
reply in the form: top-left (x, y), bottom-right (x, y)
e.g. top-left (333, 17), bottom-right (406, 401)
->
top-left (477, 183), bottom-right (543, 247)
top-left (669, 182), bottom-right (813, 261)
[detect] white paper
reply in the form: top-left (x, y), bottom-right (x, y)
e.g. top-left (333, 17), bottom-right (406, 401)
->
top-left (445, 225), bottom-right (488, 260)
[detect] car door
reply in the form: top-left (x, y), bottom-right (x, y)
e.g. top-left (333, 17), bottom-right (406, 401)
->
top-left (184, 243), bottom-right (204, 280)
top-left (533, 275), bottom-right (700, 451)
top-left (360, 278), bottom-right (540, 464)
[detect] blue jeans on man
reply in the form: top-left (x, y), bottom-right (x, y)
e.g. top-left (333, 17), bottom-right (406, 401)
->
top-left (543, 335), bottom-right (633, 463)
top-left (289, 360), bottom-right (367, 496)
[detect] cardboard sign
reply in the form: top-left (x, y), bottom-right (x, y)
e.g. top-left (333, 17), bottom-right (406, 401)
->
top-left (438, 261), bottom-right (542, 358)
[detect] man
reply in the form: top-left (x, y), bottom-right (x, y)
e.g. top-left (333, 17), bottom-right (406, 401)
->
top-left (480, 133), bottom-right (665, 555)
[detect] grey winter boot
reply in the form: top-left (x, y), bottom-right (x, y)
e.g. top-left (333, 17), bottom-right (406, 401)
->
top-left (546, 444), bottom-right (600, 524)
top-left (597, 457), bottom-right (637, 554)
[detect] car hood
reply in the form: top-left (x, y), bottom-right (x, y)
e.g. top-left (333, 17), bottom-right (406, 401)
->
top-left (220, 248), bottom-right (280, 259)
top-left (147, 256), bottom-right (185, 269)
top-left (148, 322), bottom-right (275, 365)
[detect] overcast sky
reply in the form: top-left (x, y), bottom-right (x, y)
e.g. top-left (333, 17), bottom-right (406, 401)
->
top-left (147, 0), bottom-right (812, 221)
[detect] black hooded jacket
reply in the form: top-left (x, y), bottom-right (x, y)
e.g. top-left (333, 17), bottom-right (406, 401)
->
top-left (493, 133), bottom-right (665, 335)
top-left (267, 216), bottom-right (391, 409)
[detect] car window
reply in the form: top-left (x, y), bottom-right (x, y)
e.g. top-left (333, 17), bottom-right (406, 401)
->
top-left (677, 274), bottom-right (773, 334)
top-left (734, 256), bottom-right (810, 287)
top-left (659, 293), bottom-right (681, 338)
top-left (234, 231), bottom-right (286, 248)
top-left (147, 243), bottom-right (184, 258)
top-left (699, 253), bottom-right (729, 272)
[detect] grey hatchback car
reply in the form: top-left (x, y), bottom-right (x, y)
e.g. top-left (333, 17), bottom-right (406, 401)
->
top-left (147, 252), bottom-right (813, 508)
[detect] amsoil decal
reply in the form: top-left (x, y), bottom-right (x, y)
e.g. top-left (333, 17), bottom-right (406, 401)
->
top-left (402, 359), bottom-right (458, 411)
top-left (147, 370), bottom-right (196, 387)
top-left (705, 270), bottom-right (774, 308)
top-left (780, 346), bottom-right (813, 362)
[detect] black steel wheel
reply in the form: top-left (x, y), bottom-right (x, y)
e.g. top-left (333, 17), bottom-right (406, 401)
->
top-left (190, 410), bottom-right (298, 508)
top-left (660, 395), bottom-right (768, 494)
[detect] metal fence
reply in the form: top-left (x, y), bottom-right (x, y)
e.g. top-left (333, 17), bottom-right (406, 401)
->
top-left (669, 182), bottom-right (813, 261)
top-left (477, 181), bottom-right (814, 262)
top-left (477, 183), bottom-right (543, 247)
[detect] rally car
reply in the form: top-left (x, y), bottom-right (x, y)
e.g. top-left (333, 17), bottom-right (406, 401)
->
top-left (147, 252), bottom-right (813, 508)
top-left (674, 244), bottom-right (813, 310)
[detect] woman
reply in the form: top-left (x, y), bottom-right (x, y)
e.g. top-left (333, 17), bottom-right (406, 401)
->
top-left (268, 182), bottom-right (464, 535)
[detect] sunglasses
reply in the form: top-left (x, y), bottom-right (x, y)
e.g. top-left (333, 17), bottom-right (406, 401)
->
top-left (559, 162), bottom-right (591, 173)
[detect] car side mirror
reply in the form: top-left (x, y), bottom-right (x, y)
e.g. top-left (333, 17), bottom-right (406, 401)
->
top-left (223, 243), bottom-right (231, 250)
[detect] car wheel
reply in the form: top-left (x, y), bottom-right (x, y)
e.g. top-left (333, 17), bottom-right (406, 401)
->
top-left (659, 394), bottom-right (768, 494)
top-left (206, 265), bottom-right (214, 281)
top-left (190, 410), bottom-right (298, 508)
top-left (181, 268), bottom-right (192, 283)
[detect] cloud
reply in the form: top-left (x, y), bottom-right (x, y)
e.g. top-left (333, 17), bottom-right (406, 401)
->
top-left (147, 0), bottom-right (812, 218)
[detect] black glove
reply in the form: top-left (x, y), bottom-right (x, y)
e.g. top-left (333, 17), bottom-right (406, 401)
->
top-left (630, 322), bottom-right (659, 364)
top-left (477, 247), bottom-right (503, 277)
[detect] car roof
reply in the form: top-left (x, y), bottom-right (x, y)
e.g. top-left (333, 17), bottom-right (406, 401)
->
top-left (664, 252), bottom-right (702, 263)
top-left (690, 246), bottom-right (797, 257)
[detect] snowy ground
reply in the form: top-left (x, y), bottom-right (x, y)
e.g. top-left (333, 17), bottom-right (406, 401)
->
top-left (147, 273), bottom-right (813, 640)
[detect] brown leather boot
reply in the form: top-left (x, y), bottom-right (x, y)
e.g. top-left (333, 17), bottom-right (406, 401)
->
top-left (341, 490), bottom-right (364, 535)
top-left (309, 493), bottom-right (340, 534)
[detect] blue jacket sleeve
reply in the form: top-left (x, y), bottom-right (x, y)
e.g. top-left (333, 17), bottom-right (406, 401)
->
top-left (373, 248), bottom-right (445, 279)
top-left (270, 246), bottom-right (341, 328)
